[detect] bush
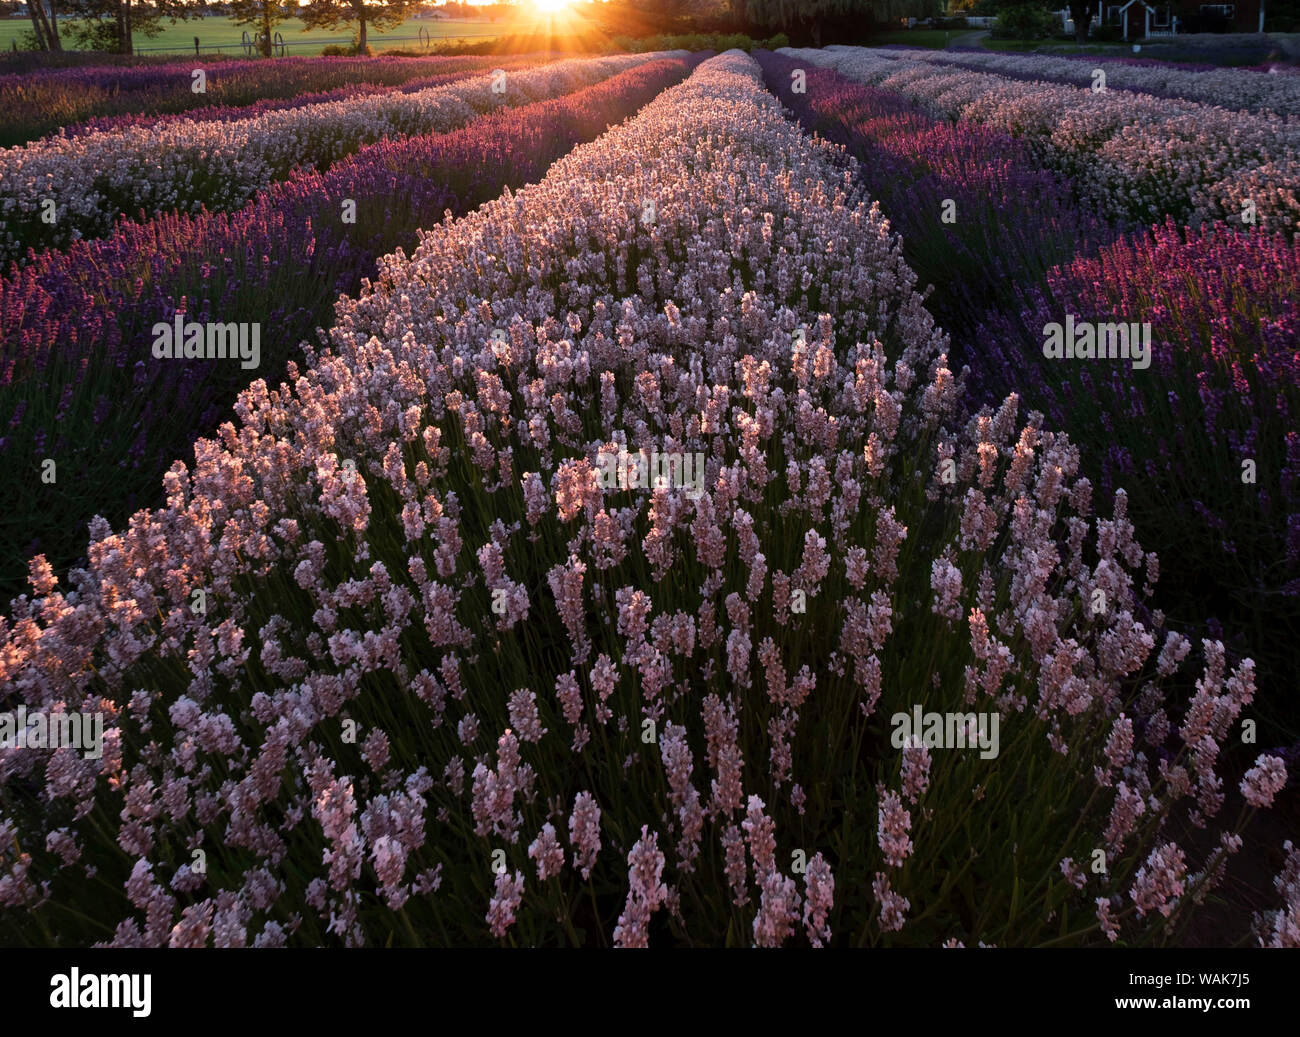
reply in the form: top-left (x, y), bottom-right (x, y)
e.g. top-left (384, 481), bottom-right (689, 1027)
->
top-left (1091, 24), bottom-right (1123, 41)
top-left (614, 31), bottom-right (759, 53)
top-left (763, 32), bottom-right (791, 49)
top-left (991, 4), bottom-right (1054, 39)
top-left (319, 43), bottom-right (373, 56)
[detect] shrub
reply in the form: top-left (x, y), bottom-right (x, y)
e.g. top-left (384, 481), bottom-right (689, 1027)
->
top-left (992, 5), bottom-right (1054, 39)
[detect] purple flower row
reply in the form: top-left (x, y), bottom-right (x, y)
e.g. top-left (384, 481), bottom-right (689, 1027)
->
top-left (972, 220), bottom-right (1300, 601)
top-left (57, 57), bottom-right (537, 140)
top-left (760, 49), bottom-right (1300, 732)
top-left (875, 44), bottom-right (1300, 114)
top-left (0, 52), bottom-right (527, 148)
top-left (0, 55), bottom-right (700, 598)
top-left (755, 51), bottom-right (1118, 337)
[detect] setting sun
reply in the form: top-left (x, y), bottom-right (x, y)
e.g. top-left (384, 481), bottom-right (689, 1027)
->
top-left (533, 0), bottom-right (573, 11)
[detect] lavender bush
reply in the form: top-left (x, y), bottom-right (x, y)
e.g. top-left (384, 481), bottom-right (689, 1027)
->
top-left (971, 222), bottom-right (1300, 733)
top-left (0, 56), bottom-right (699, 603)
top-left (761, 52), bottom-right (1300, 741)
top-left (0, 53), bottom-right (1288, 949)
top-left (755, 51), bottom-right (1118, 341)
top-left (788, 47), bottom-right (1300, 233)
top-left (58, 58), bottom-right (539, 140)
top-left (868, 45), bottom-right (1300, 115)
top-left (0, 53), bottom-right (531, 148)
top-left (0, 51), bottom-right (683, 264)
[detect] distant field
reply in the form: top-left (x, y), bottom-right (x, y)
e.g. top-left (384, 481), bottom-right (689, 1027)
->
top-left (0, 15), bottom-right (504, 57)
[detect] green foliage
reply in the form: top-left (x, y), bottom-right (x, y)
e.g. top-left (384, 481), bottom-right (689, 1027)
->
top-left (62, 0), bottom-right (196, 54)
top-left (613, 30), bottom-right (763, 52)
top-left (1264, 0), bottom-right (1300, 31)
top-left (228, 0), bottom-right (293, 57)
top-left (991, 3), bottom-right (1054, 39)
top-left (300, 0), bottom-right (415, 52)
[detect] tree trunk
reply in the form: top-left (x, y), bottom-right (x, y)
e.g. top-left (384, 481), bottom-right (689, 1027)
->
top-left (47, 0), bottom-right (62, 50)
top-left (262, 6), bottom-right (273, 56)
top-left (125, 0), bottom-right (135, 56)
top-left (1073, 8), bottom-right (1091, 43)
top-left (358, 13), bottom-right (368, 53)
top-left (26, 2), bottom-right (50, 51)
top-left (27, 1), bottom-right (57, 51)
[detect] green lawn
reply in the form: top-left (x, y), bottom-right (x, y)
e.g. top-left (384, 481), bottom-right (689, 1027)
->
top-left (0, 15), bottom-right (504, 57)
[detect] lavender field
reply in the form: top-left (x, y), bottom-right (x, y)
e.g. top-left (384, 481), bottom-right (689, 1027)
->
top-left (0, 37), bottom-right (1297, 954)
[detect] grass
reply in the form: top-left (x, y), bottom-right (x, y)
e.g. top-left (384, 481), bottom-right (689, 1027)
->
top-left (0, 15), bottom-right (504, 57)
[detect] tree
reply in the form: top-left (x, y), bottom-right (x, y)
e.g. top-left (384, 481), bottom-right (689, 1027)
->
top-left (63, 0), bottom-right (196, 54)
top-left (746, 0), bottom-right (938, 43)
top-left (26, 0), bottom-right (63, 51)
top-left (1067, 0), bottom-right (1099, 41)
top-left (300, 0), bottom-right (417, 54)
top-left (230, 0), bottom-right (292, 56)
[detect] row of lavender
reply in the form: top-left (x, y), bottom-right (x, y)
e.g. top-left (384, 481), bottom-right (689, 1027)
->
top-left (869, 44), bottom-right (1300, 115)
top-left (786, 47), bottom-right (1300, 232)
top-left (0, 51), bottom-right (685, 264)
top-left (0, 52), bottom-right (1292, 948)
top-left (59, 56), bottom-right (542, 140)
top-left (0, 53), bottom-right (523, 148)
top-left (760, 51), bottom-right (1300, 742)
top-left (0, 56), bottom-right (701, 604)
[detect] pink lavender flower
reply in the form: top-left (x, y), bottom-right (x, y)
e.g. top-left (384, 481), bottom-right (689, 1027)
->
top-left (877, 788), bottom-right (913, 868)
top-left (470, 731), bottom-right (523, 842)
top-left (900, 738), bottom-right (931, 803)
top-left (742, 796), bottom-right (777, 876)
top-left (1096, 897), bottom-right (1121, 942)
top-left (569, 790), bottom-right (601, 880)
top-left (614, 826), bottom-right (668, 948)
top-left (1257, 840), bottom-right (1300, 948)
top-left (873, 872), bottom-right (910, 932)
top-left (1130, 842), bottom-right (1187, 919)
top-left (1104, 781), bottom-right (1145, 854)
top-left (803, 852), bottom-right (834, 948)
top-left (721, 823), bottom-right (748, 907)
top-left (1241, 754), bottom-right (1287, 809)
top-left (753, 869), bottom-right (801, 948)
top-left (555, 671), bottom-right (584, 726)
top-left (507, 688), bottom-right (547, 744)
top-left (1095, 714), bottom-right (1134, 787)
top-left (703, 694), bottom-right (744, 817)
top-left (930, 557), bottom-right (964, 622)
top-left (528, 823), bottom-right (565, 882)
top-left (486, 869), bottom-right (524, 939)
